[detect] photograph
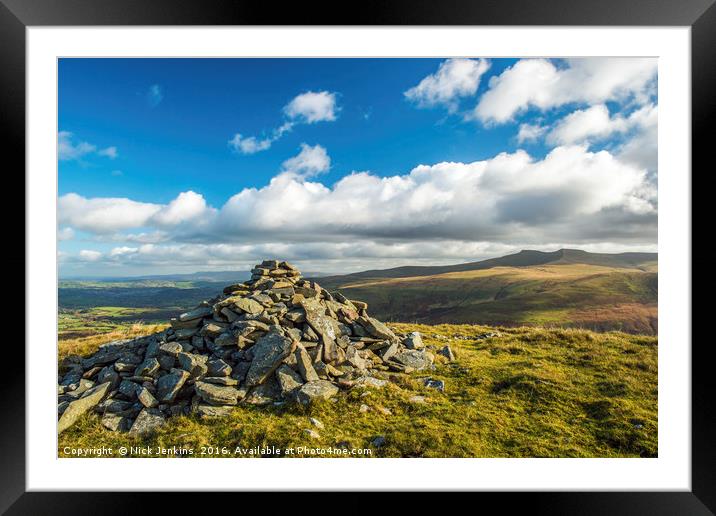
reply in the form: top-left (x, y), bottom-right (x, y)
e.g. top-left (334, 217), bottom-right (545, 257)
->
top-left (56, 56), bottom-right (658, 459)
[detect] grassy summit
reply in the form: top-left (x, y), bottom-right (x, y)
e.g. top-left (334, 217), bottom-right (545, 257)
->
top-left (59, 320), bottom-right (657, 458)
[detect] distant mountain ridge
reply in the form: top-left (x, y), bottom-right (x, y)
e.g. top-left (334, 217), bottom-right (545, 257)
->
top-left (312, 249), bottom-right (658, 334)
top-left (313, 249), bottom-right (657, 283)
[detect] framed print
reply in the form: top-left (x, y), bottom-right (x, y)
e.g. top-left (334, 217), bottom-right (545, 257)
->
top-left (3, 0), bottom-right (711, 512)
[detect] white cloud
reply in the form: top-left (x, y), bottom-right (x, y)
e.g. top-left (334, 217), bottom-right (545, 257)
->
top-left (57, 227), bottom-right (75, 241)
top-left (228, 91), bottom-right (338, 155)
top-left (79, 250), bottom-right (102, 262)
top-left (61, 145), bottom-right (656, 274)
top-left (58, 191), bottom-right (214, 234)
top-left (59, 193), bottom-right (161, 233)
top-left (616, 105), bottom-right (658, 174)
top-left (405, 58), bottom-right (490, 113)
top-left (58, 131), bottom-right (119, 162)
top-left (546, 103), bottom-right (657, 155)
top-left (109, 246), bottom-right (138, 257)
top-left (151, 191), bottom-right (212, 226)
top-left (517, 123), bottom-right (547, 143)
top-left (58, 131), bottom-right (96, 161)
top-left (228, 134), bottom-right (273, 155)
top-left (474, 58), bottom-right (657, 124)
top-left (284, 91), bottom-right (338, 123)
top-left (216, 145), bottom-right (654, 243)
top-left (98, 146), bottom-right (118, 159)
top-left (281, 144), bottom-right (331, 178)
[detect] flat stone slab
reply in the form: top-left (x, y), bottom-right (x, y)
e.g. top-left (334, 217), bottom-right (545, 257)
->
top-left (195, 381), bottom-right (240, 405)
top-left (296, 380), bottom-right (339, 405)
top-left (245, 333), bottom-right (294, 387)
top-left (58, 382), bottom-right (111, 434)
top-left (129, 408), bottom-right (166, 435)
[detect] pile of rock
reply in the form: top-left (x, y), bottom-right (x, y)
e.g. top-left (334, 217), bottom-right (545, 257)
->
top-left (58, 260), bottom-right (435, 435)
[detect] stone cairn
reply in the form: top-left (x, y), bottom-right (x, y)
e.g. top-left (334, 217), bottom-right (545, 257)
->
top-left (58, 260), bottom-right (433, 435)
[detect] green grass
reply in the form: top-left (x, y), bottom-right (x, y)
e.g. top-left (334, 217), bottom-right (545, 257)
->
top-left (58, 321), bottom-right (657, 458)
top-left (59, 306), bottom-right (176, 339)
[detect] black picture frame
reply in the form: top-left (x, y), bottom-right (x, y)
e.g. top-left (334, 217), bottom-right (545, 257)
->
top-left (2, 0), bottom-right (709, 513)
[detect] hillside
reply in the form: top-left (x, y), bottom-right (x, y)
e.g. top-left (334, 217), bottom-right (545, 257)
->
top-left (58, 321), bottom-right (657, 458)
top-left (314, 250), bottom-right (657, 334)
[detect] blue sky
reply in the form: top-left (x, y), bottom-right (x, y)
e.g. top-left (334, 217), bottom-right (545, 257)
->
top-left (58, 58), bottom-right (658, 277)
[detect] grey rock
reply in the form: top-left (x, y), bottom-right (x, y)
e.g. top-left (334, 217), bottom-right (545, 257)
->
top-left (296, 380), bottom-right (339, 405)
top-left (275, 365), bottom-right (304, 396)
top-left (195, 381), bottom-right (240, 405)
top-left (65, 379), bottom-right (95, 398)
top-left (304, 428), bottom-right (320, 439)
top-left (424, 378), bottom-right (445, 391)
top-left (178, 306), bottom-right (213, 321)
top-left (232, 297), bottom-right (264, 315)
top-left (202, 376), bottom-right (238, 386)
top-left (58, 382), bottom-right (112, 434)
top-left (156, 369), bottom-right (190, 403)
top-left (118, 379), bottom-right (141, 399)
top-left (177, 352), bottom-right (208, 378)
top-left (128, 408), bottom-right (165, 435)
top-left (392, 350), bottom-right (431, 371)
top-left (170, 316), bottom-right (203, 330)
top-left (101, 413), bottom-right (131, 432)
top-left (309, 417), bottom-right (324, 429)
top-left (134, 358), bottom-right (160, 377)
top-left (157, 354), bottom-right (176, 371)
top-left (244, 377), bottom-right (281, 405)
top-left (437, 345), bottom-right (455, 361)
top-left (371, 436), bottom-right (387, 448)
top-left (159, 342), bottom-right (183, 357)
top-left (137, 387), bottom-right (159, 408)
top-left (207, 359), bottom-right (232, 377)
top-left (196, 404), bottom-right (235, 418)
top-left (245, 333), bottom-right (294, 387)
top-left (404, 332), bottom-right (424, 350)
top-left (360, 317), bottom-right (396, 341)
top-left (355, 376), bottom-right (388, 389)
top-left (295, 345), bottom-right (319, 382)
top-left (302, 299), bottom-right (339, 363)
top-left (231, 361), bottom-right (251, 383)
top-left (214, 332), bottom-right (238, 347)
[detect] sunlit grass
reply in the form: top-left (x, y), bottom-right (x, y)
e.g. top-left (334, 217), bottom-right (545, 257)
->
top-left (58, 321), bottom-right (657, 458)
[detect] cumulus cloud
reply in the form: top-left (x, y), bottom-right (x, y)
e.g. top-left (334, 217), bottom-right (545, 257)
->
top-left (58, 191), bottom-right (214, 234)
top-left (151, 191), bottom-right (213, 226)
top-left (79, 250), bottom-right (102, 262)
top-left (214, 144), bottom-right (654, 246)
top-left (59, 193), bottom-right (162, 233)
top-left (61, 143), bottom-right (656, 273)
top-left (474, 58), bottom-right (657, 124)
top-left (405, 58), bottom-right (490, 113)
top-left (284, 91), bottom-right (338, 123)
top-left (58, 131), bottom-right (118, 161)
top-left (228, 134), bottom-right (273, 155)
top-left (281, 144), bottom-right (331, 178)
top-left (538, 103), bottom-right (658, 182)
top-left (517, 123), bottom-right (547, 143)
top-left (228, 91), bottom-right (339, 155)
top-left (61, 144), bottom-right (655, 244)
